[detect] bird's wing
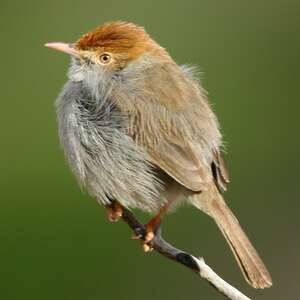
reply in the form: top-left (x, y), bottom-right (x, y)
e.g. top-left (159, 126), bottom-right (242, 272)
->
top-left (141, 133), bottom-right (229, 192)
top-left (211, 150), bottom-right (230, 191)
top-left (146, 136), bottom-right (212, 191)
top-left (120, 62), bottom-right (230, 192)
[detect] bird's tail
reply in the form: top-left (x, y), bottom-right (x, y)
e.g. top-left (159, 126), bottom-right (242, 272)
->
top-left (191, 185), bottom-right (272, 289)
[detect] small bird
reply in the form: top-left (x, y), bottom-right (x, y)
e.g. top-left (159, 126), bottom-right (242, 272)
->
top-left (46, 21), bottom-right (272, 289)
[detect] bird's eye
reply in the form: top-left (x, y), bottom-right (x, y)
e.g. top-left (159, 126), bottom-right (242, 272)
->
top-left (99, 53), bottom-right (112, 64)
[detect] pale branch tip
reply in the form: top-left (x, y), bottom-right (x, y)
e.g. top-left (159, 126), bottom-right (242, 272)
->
top-left (120, 206), bottom-right (251, 300)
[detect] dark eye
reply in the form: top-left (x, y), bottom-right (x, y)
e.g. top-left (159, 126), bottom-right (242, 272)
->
top-left (100, 53), bottom-right (112, 64)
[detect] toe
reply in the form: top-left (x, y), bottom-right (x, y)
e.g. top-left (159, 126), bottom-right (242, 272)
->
top-left (131, 233), bottom-right (142, 240)
top-left (145, 231), bottom-right (155, 243)
top-left (143, 243), bottom-right (153, 252)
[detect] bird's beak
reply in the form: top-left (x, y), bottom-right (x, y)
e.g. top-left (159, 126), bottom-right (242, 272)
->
top-left (45, 42), bottom-right (81, 58)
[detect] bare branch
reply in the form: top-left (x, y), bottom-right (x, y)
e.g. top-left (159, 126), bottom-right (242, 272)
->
top-left (121, 207), bottom-right (251, 300)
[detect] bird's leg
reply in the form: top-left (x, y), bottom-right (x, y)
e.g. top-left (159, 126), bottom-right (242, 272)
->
top-left (139, 200), bottom-right (173, 252)
top-left (106, 201), bottom-right (123, 222)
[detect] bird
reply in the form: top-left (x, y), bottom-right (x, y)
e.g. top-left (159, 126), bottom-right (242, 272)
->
top-left (45, 21), bottom-right (272, 289)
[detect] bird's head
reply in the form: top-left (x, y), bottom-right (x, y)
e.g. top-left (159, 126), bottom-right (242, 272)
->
top-left (45, 21), bottom-right (169, 83)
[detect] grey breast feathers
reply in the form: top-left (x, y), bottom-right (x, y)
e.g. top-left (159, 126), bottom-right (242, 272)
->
top-left (55, 80), bottom-right (163, 212)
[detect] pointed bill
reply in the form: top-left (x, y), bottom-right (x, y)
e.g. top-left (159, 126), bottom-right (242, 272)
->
top-left (45, 42), bottom-right (80, 58)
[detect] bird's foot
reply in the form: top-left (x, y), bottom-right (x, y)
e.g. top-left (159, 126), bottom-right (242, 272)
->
top-left (106, 202), bottom-right (123, 222)
top-left (143, 229), bottom-right (155, 252)
top-left (132, 215), bottom-right (161, 252)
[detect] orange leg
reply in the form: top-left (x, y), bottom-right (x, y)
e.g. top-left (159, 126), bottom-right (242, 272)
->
top-left (106, 201), bottom-right (123, 222)
top-left (142, 200), bottom-right (173, 252)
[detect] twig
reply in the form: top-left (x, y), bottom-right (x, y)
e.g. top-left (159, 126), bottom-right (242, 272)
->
top-left (121, 207), bottom-right (251, 300)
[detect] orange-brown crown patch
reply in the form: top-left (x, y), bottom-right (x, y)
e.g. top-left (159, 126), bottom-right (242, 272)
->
top-left (75, 21), bottom-right (167, 61)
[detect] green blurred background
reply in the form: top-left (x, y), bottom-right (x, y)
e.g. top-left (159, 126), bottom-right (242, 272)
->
top-left (1, 0), bottom-right (299, 299)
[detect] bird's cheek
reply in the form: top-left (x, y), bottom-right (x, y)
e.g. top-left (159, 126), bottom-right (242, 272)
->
top-left (68, 65), bottom-right (85, 82)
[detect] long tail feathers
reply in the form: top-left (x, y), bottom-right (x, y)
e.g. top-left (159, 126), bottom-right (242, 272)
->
top-left (193, 187), bottom-right (272, 289)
